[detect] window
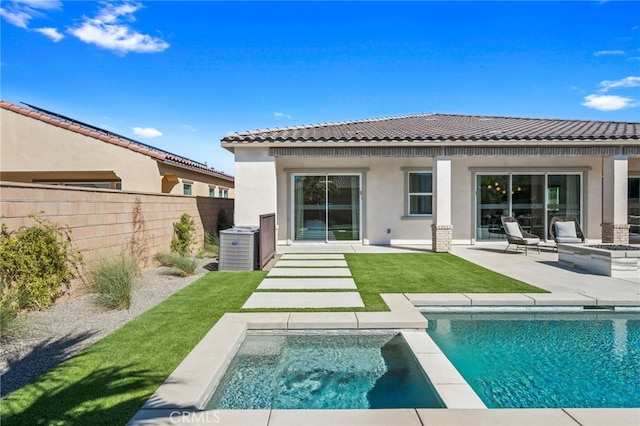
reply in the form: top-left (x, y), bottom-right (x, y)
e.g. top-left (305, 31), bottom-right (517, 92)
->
top-left (209, 187), bottom-right (216, 197)
top-left (219, 188), bottom-right (229, 198)
top-left (183, 183), bottom-right (192, 195)
top-left (408, 172), bottom-right (432, 215)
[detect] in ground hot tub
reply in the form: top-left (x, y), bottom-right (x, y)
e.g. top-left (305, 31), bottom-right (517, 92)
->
top-left (206, 330), bottom-right (443, 409)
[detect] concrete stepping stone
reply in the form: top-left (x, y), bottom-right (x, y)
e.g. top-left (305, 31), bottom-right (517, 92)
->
top-left (267, 268), bottom-right (352, 277)
top-left (275, 260), bottom-right (348, 267)
top-left (242, 292), bottom-right (364, 309)
top-left (280, 254), bottom-right (345, 260)
top-left (258, 278), bottom-right (357, 290)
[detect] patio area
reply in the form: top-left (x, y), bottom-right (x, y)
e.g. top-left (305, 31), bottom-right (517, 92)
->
top-left (130, 242), bottom-right (640, 425)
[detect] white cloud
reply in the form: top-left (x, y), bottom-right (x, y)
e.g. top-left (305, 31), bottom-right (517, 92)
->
top-left (582, 94), bottom-right (638, 111)
top-left (0, 0), bottom-right (62, 28)
top-left (35, 27), bottom-right (63, 42)
top-left (68, 2), bottom-right (169, 54)
top-left (274, 112), bottom-right (292, 119)
top-left (594, 50), bottom-right (625, 56)
top-left (133, 127), bottom-right (163, 138)
top-left (182, 125), bottom-right (197, 132)
top-left (598, 76), bottom-right (640, 92)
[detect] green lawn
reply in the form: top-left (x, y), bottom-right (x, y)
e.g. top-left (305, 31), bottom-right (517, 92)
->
top-left (1, 271), bottom-right (265, 426)
top-left (346, 253), bottom-right (547, 310)
top-left (2, 252), bottom-right (545, 424)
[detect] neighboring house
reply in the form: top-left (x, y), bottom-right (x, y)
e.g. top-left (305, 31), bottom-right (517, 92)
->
top-left (1, 101), bottom-right (234, 197)
top-left (222, 113), bottom-right (640, 251)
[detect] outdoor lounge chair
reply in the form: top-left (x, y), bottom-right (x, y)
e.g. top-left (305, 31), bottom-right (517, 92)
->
top-left (500, 216), bottom-right (541, 255)
top-left (549, 216), bottom-right (584, 250)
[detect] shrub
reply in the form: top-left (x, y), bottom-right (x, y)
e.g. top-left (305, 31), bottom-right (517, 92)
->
top-left (89, 255), bottom-right (137, 310)
top-left (153, 251), bottom-right (199, 277)
top-left (170, 213), bottom-right (195, 256)
top-left (198, 231), bottom-right (219, 258)
top-left (216, 209), bottom-right (231, 233)
top-left (0, 280), bottom-right (28, 341)
top-left (170, 255), bottom-right (198, 277)
top-left (0, 217), bottom-right (80, 312)
top-left (153, 251), bottom-right (175, 267)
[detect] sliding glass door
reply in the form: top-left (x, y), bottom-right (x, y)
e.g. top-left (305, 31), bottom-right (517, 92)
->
top-left (475, 173), bottom-right (582, 241)
top-left (293, 174), bottom-right (361, 242)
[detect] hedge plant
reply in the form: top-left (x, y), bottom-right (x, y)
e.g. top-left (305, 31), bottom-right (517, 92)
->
top-left (170, 213), bottom-right (195, 256)
top-left (0, 217), bottom-right (81, 336)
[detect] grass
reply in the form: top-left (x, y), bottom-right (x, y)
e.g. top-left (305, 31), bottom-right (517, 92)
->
top-left (89, 255), bottom-right (138, 310)
top-left (1, 252), bottom-right (546, 424)
top-left (153, 251), bottom-right (199, 276)
top-left (346, 253), bottom-right (547, 310)
top-left (1, 271), bottom-right (265, 426)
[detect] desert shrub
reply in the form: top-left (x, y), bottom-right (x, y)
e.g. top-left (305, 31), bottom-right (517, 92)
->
top-left (0, 217), bottom-right (81, 337)
top-left (153, 251), bottom-right (199, 277)
top-left (0, 217), bottom-right (79, 310)
top-left (216, 209), bottom-right (231, 233)
top-left (153, 251), bottom-right (175, 267)
top-left (198, 231), bottom-right (219, 258)
top-left (170, 213), bottom-right (195, 256)
top-left (169, 255), bottom-right (198, 277)
top-left (89, 255), bottom-right (137, 310)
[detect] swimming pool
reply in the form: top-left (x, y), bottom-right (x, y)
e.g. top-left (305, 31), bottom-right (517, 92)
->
top-left (423, 309), bottom-right (640, 408)
top-left (206, 330), bottom-right (444, 409)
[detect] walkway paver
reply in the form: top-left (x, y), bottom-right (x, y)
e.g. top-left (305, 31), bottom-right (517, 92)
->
top-left (258, 278), bottom-right (357, 290)
top-left (267, 267), bottom-right (352, 277)
top-left (280, 254), bottom-right (345, 259)
top-left (242, 292), bottom-right (364, 309)
top-left (274, 260), bottom-right (348, 267)
top-left (245, 253), bottom-right (364, 309)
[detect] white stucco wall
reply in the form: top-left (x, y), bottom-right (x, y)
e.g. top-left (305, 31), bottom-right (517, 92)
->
top-left (268, 154), bottom-right (605, 245)
top-left (275, 156), bottom-right (434, 245)
top-left (234, 147), bottom-right (277, 227)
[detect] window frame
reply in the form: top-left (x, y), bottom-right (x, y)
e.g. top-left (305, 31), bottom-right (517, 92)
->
top-left (406, 170), bottom-right (433, 217)
top-left (183, 183), bottom-right (193, 196)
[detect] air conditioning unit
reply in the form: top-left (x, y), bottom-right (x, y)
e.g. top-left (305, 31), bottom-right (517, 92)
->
top-left (218, 227), bottom-right (260, 271)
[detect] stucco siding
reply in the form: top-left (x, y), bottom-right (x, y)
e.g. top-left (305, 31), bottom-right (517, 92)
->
top-left (1, 108), bottom-right (163, 192)
top-left (264, 154), bottom-right (606, 245)
top-left (234, 147), bottom-right (276, 226)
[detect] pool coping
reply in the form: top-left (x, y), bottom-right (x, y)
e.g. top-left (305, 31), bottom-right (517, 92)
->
top-left (128, 294), bottom-right (640, 426)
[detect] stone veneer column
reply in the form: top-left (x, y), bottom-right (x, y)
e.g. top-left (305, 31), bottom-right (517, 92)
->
top-left (432, 224), bottom-right (453, 252)
top-left (602, 155), bottom-right (629, 244)
top-left (602, 223), bottom-right (630, 245)
top-left (432, 156), bottom-right (452, 252)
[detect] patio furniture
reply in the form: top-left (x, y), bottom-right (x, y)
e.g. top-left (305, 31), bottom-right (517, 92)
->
top-left (500, 216), bottom-right (541, 255)
top-left (549, 216), bottom-right (584, 250)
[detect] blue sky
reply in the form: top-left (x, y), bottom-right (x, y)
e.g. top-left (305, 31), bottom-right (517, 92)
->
top-left (2, 1), bottom-right (639, 175)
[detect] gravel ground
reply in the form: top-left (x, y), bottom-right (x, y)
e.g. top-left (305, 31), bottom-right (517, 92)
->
top-left (0, 258), bottom-right (217, 398)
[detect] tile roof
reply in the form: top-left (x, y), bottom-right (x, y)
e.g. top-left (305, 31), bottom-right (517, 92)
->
top-left (222, 113), bottom-right (640, 146)
top-left (1, 100), bottom-right (233, 181)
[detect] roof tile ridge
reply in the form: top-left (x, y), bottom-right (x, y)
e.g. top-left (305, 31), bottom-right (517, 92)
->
top-left (227, 113), bottom-right (437, 137)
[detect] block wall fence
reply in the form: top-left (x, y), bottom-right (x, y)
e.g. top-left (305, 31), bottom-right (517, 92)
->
top-left (0, 181), bottom-right (234, 286)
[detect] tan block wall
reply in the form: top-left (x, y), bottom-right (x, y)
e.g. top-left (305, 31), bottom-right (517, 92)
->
top-left (0, 182), bottom-right (234, 287)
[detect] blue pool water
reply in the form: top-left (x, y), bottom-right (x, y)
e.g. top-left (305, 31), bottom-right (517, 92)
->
top-left (424, 310), bottom-right (640, 408)
top-left (206, 331), bottom-right (443, 409)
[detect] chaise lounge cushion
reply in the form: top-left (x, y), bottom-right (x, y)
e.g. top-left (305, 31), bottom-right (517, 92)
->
top-left (555, 221), bottom-right (582, 243)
